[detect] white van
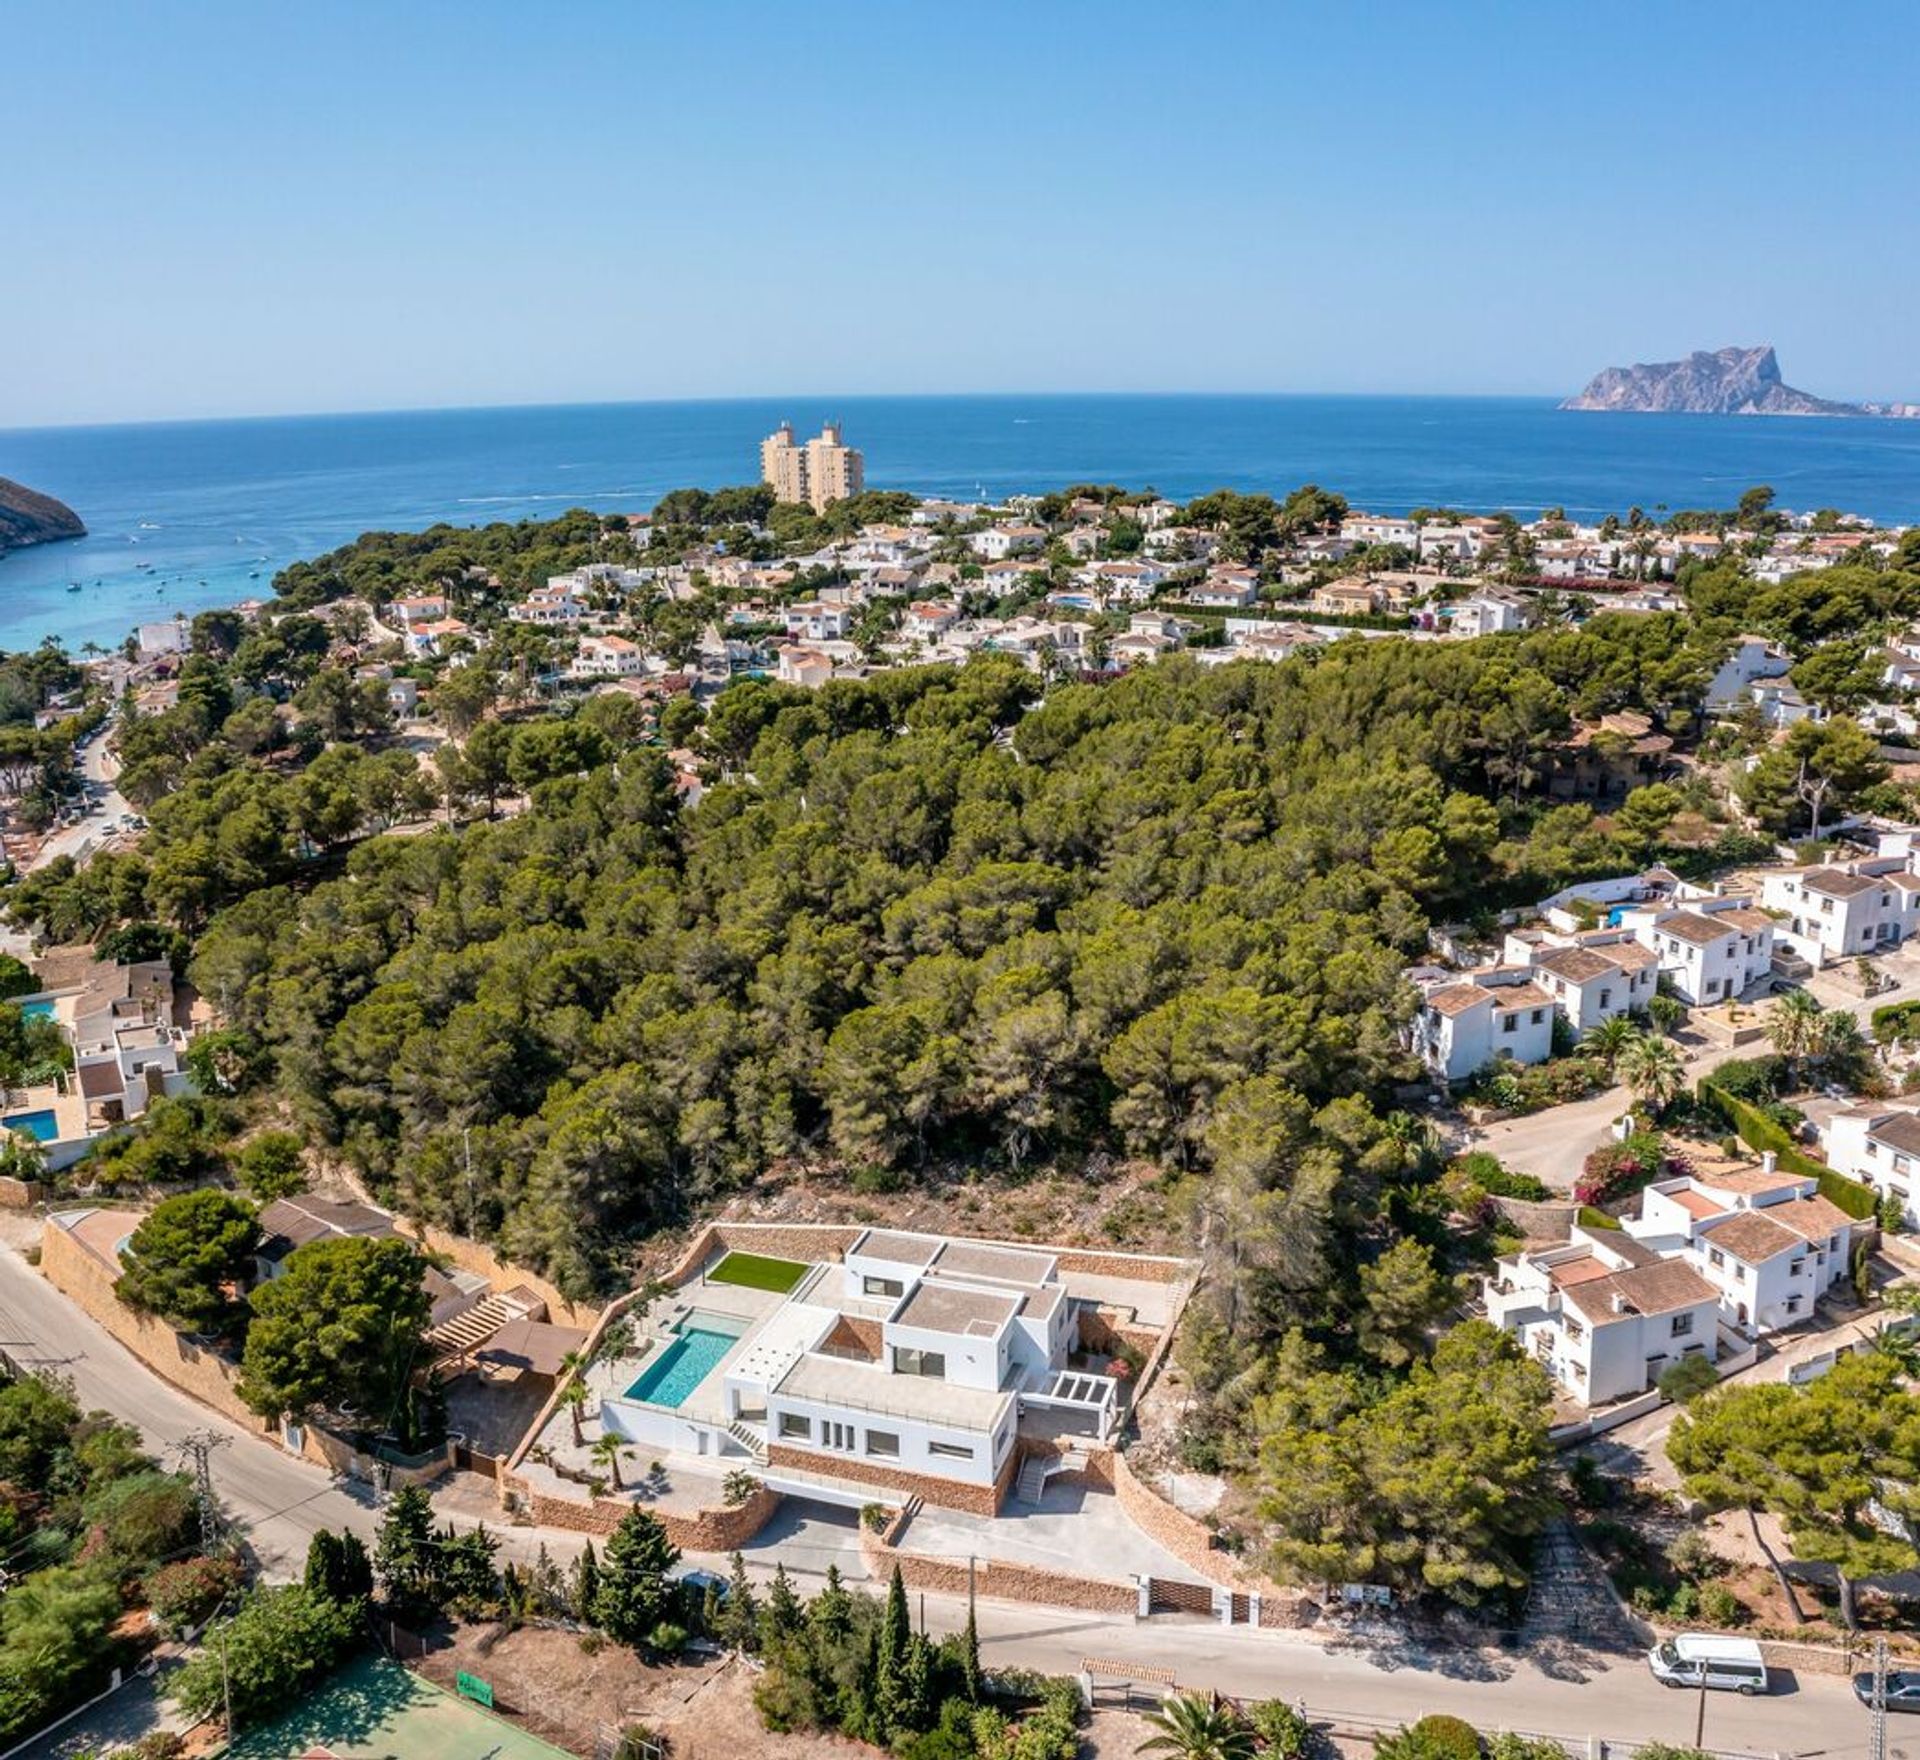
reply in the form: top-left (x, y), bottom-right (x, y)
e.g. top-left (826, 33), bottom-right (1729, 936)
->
top-left (1648, 1634), bottom-right (1769, 1695)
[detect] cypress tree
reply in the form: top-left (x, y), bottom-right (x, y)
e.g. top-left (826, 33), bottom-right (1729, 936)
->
top-left (720, 1550), bottom-right (760, 1653)
top-left (572, 1540), bottom-right (601, 1623)
top-left (874, 1563), bottom-right (911, 1737)
top-left (762, 1561), bottom-right (802, 1642)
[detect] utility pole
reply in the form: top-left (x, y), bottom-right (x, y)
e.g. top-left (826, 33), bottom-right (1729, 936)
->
top-left (172, 1429), bottom-right (230, 1555)
top-left (1871, 1633), bottom-right (1889, 1760)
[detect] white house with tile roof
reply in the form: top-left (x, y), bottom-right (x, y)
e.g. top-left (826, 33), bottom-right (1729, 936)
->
top-left (1825, 1105), bottom-right (1920, 1225)
top-left (1622, 898), bottom-right (1775, 1004)
top-left (1484, 1227), bottom-right (1720, 1407)
top-left (1622, 1158), bottom-right (1854, 1335)
top-left (1410, 967), bottom-right (1555, 1082)
top-left (1760, 857), bottom-right (1920, 967)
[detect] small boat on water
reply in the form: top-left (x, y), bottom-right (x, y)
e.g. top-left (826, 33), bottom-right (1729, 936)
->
top-left (65, 583), bottom-right (80, 594)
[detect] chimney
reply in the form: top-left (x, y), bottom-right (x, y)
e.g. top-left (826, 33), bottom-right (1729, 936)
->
top-left (1762, 1151), bottom-right (1777, 1174)
top-left (1611, 1293), bottom-right (1629, 1315)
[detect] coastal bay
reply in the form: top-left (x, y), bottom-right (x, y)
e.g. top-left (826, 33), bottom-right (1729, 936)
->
top-left (6, 393), bottom-right (1920, 652)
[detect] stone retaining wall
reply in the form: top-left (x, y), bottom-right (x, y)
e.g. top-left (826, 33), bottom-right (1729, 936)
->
top-left (859, 1521), bottom-right (1138, 1617)
top-left (40, 1218), bottom-right (277, 1440)
top-left (767, 1441), bottom-right (1018, 1515)
top-left (513, 1480), bottom-right (781, 1551)
top-left (395, 1218), bottom-right (602, 1331)
top-left (0, 1176), bottom-right (45, 1208)
top-left (1491, 1196), bottom-right (1580, 1241)
top-left (1111, 1449), bottom-right (1311, 1627)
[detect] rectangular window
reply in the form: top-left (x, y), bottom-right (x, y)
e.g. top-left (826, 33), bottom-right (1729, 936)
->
top-left (1530, 1009), bottom-right (1544, 1025)
top-left (892, 1346), bottom-right (947, 1380)
top-left (823, 1421), bottom-right (855, 1452)
top-left (1708, 1248), bottom-right (1724, 1268)
top-left (1599, 989), bottom-right (1611, 1009)
top-left (1502, 1016), bottom-right (1517, 1034)
top-left (865, 1430), bottom-right (901, 1459)
top-left (778, 1413), bottom-right (811, 1440)
top-left (928, 1439), bottom-right (975, 1461)
top-left (862, 1275), bottom-right (904, 1298)
top-left (1671, 1313), bottom-right (1694, 1337)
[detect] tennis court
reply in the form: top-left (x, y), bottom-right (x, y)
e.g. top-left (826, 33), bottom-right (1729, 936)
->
top-left (221, 1653), bottom-right (577, 1759)
top-left (706, 1250), bottom-right (809, 1293)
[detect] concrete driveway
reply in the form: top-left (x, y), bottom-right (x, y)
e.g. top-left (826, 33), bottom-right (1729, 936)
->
top-left (903, 1477), bottom-right (1199, 1585)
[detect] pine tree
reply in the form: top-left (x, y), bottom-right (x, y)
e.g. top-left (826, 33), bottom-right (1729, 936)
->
top-left (874, 1563), bottom-right (912, 1738)
top-left (761, 1562), bottom-right (802, 1644)
top-left (592, 1509), bottom-right (681, 1649)
top-left (811, 1561), bottom-right (851, 1639)
top-left (720, 1550), bottom-right (760, 1653)
top-left (373, 1483), bottom-right (442, 1622)
top-left (571, 1541), bottom-right (601, 1624)
top-left (960, 1584), bottom-right (982, 1703)
top-left (532, 1542), bottom-right (567, 1617)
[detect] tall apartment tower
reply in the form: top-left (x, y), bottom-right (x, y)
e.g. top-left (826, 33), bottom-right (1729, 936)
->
top-left (760, 420), bottom-right (864, 513)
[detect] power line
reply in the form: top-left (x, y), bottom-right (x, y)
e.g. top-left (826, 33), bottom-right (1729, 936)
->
top-left (172, 1428), bottom-right (231, 1555)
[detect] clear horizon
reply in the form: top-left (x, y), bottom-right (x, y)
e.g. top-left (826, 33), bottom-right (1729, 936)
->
top-left (6, 0), bottom-right (1918, 428)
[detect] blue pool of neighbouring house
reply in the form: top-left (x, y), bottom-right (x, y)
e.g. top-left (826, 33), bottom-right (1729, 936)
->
top-left (2, 1109), bottom-right (58, 1142)
top-left (17, 1001), bottom-right (55, 1023)
top-left (624, 1315), bottom-right (746, 1408)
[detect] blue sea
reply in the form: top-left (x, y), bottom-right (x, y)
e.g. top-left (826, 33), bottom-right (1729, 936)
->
top-left (3, 393), bottom-right (1919, 653)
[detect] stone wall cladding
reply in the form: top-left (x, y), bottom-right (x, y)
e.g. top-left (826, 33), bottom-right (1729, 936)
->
top-left (859, 1523), bottom-right (1138, 1617)
top-left (0, 1176), bottom-right (45, 1208)
top-left (40, 1219), bottom-right (276, 1439)
top-left (767, 1442), bottom-right (1016, 1516)
top-left (396, 1219), bottom-right (602, 1331)
top-left (1112, 1449), bottom-right (1310, 1625)
top-left (517, 1481), bottom-right (780, 1551)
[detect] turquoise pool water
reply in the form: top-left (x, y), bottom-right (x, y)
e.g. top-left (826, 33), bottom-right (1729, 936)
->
top-left (624, 1318), bottom-right (743, 1409)
top-left (3, 1109), bottom-right (58, 1142)
top-left (17, 1001), bottom-right (55, 1022)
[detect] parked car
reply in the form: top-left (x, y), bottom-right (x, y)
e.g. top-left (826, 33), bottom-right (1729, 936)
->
top-left (1853, 1672), bottom-right (1920, 1712)
top-left (1648, 1635), bottom-right (1770, 1695)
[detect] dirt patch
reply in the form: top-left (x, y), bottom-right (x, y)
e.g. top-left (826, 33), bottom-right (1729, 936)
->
top-left (411, 1624), bottom-right (876, 1758)
top-left (632, 1158), bottom-right (1187, 1282)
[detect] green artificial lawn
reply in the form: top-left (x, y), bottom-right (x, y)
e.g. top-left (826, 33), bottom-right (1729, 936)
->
top-left (708, 1250), bottom-right (809, 1293)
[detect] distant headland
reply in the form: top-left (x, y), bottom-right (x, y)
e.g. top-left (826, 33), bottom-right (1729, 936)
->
top-left (1561, 345), bottom-right (1918, 419)
top-left (0, 477), bottom-right (85, 556)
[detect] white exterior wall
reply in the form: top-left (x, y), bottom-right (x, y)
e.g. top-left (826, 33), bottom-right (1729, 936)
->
top-left (1706, 638), bottom-right (1791, 710)
top-left (1762, 872), bottom-right (1920, 966)
top-left (763, 1388), bottom-right (1012, 1489)
top-left (881, 1315), bottom-right (1008, 1392)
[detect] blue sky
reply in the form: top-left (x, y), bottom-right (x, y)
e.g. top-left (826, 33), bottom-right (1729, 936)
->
top-left (6, 0), bottom-right (1917, 425)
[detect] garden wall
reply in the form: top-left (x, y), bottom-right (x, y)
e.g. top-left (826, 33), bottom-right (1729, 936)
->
top-left (859, 1516), bottom-right (1139, 1617)
top-left (0, 1176), bottom-right (45, 1208)
top-left (510, 1480), bottom-right (781, 1551)
top-left (38, 1217), bottom-right (275, 1440)
top-left (395, 1219), bottom-right (602, 1331)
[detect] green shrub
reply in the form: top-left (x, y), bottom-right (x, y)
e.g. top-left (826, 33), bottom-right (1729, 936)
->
top-left (1448, 1152), bottom-right (1552, 1203)
top-left (1698, 1082), bottom-right (1878, 1219)
top-left (1405, 1714), bottom-right (1482, 1760)
top-left (1249, 1699), bottom-right (1313, 1757)
top-left (1658, 1355), bottom-right (1720, 1405)
top-left (1699, 1583), bottom-right (1744, 1627)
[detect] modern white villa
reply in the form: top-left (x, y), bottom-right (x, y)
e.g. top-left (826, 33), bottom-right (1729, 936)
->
top-left (555, 1227), bottom-right (1186, 1513)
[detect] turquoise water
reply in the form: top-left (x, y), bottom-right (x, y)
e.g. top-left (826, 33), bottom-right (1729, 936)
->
top-left (16, 1001), bottom-right (55, 1023)
top-left (3, 1110), bottom-right (59, 1142)
top-left (625, 1319), bottom-right (742, 1408)
top-left (7, 394), bottom-right (1920, 652)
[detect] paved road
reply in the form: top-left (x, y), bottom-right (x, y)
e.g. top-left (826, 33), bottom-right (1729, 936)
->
top-left (0, 1242), bottom-right (1888, 1756)
top-left (30, 730), bottom-right (131, 873)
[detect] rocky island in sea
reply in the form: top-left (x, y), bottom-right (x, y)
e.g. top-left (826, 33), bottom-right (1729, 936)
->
top-left (0, 477), bottom-right (86, 555)
top-left (1562, 344), bottom-right (1918, 418)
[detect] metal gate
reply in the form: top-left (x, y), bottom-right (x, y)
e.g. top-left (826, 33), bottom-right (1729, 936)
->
top-left (1147, 1576), bottom-right (1215, 1615)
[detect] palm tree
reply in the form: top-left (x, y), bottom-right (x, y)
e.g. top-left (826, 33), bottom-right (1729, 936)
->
top-left (1584, 1016), bottom-right (1642, 1074)
top-left (559, 1372), bottom-right (590, 1447)
top-left (1137, 1693), bottom-right (1257, 1760)
top-left (1618, 1032), bottom-right (1686, 1116)
top-left (1811, 1008), bottom-right (1869, 1083)
top-left (1767, 986), bottom-right (1823, 1076)
top-left (590, 1433), bottom-right (630, 1493)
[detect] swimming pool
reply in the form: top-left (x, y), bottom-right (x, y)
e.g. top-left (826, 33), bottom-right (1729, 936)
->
top-left (624, 1316), bottom-right (744, 1409)
top-left (16, 1001), bottom-right (55, 1023)
top-left (3, 1109), bottom-right (59, 1142)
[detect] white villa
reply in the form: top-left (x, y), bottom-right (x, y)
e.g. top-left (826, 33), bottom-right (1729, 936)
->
top-left (1485, 1228), bottom-right (1720, 1408)
top-left (575, 1228), bottom-right (1185, 1512)
top-left (1410, 968), bottom-right (1555, 1082)
top-left (1760, 857), bottom-right (1920, 967)
top-left (1826, 1105), bottom-right (1920, 1225)
top-left (1621, 1157), bottom-right (1854, 1335)
top-left (1619, 898), bottom-right (1775, 1005)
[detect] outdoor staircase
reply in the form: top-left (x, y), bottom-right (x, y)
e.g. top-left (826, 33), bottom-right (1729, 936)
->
top-left (1015, 1455), bottom-right (1052, 1505)
top-left (726, 1419), bottom-right (769, 1465)
top-left (1520, 1518), bottom-right (1636, 1651)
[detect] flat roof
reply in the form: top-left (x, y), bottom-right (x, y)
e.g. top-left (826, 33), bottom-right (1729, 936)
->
top-left (932, 1240), bottom-right (1057, 1284)
top-left (728, 1301), bottom-right (837, 1388)
top-left (774, 1352), bottom-right (1011, 1431)
top-left (851, 1229), bottom-right (944, 1267)
top-left (894, 1281), bottom-right (1019, 1339)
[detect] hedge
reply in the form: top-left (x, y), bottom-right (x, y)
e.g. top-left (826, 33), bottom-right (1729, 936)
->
top-left (1872, 999), bottom-right (1920, 1044)
top-left (1577, 1205), bottom-right (1623, 1232)
top-left (1696, 1079), bottom-right (1879, 1221)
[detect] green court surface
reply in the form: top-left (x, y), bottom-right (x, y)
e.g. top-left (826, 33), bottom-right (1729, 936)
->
top-left (220, 1653), bottom-right (576, 1759)
top-left (707, 1250), bottom-right (808, 1293)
